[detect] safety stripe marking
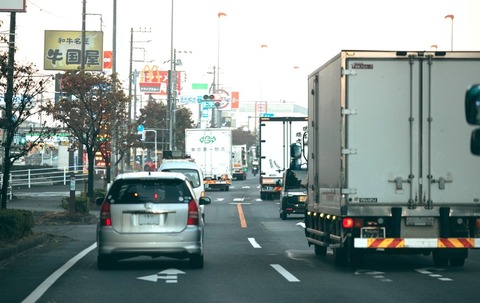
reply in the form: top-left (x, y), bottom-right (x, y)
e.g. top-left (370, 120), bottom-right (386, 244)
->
top-left (270, 264), bottom-right (300, 282)
top-left (356, 238), bottom-right (479, 248)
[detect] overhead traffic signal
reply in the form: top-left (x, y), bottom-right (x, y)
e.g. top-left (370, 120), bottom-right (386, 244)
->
top-left (203, 94), bottom-right (221, 107)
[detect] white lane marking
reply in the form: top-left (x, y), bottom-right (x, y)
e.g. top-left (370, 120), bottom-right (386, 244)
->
top-left (415, 268), bottom-right (453, 282)
top-left (248, 237), bottom-right (262, 248)
top-left (22, 243), bottom-right (97, 303)
top-left (233, 198), bottom-right (244, 202)
top-left (270, 264), bottom-right (300, 282)
top-left (241, 186), bottom-right (251, 189)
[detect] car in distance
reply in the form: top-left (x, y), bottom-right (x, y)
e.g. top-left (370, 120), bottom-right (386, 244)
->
top-left (95, 171), bottom-right (211, 269)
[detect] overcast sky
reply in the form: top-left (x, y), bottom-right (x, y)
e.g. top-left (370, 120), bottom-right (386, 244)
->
top-left (2, 0), bottom-right (480, 107)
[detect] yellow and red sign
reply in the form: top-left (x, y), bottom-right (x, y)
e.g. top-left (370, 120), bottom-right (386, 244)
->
top-left (44, 30), bottom-right (104, 71)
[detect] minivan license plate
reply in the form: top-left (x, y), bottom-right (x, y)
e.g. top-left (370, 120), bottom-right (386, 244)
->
top-left (139, 214), bottom-right (159, 225)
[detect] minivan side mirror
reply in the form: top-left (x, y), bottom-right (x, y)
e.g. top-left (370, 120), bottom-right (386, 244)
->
top-left (199, 196), bottom-right (212, 205)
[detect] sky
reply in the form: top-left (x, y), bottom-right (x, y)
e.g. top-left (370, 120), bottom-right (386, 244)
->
top-left (1, 0), bottom-right (480, 108)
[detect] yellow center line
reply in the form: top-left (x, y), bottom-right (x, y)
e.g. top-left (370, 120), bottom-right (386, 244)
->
top-left (237, 203), bottom-right (247, 228)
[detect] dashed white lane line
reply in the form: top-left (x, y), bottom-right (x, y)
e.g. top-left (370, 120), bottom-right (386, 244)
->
top-left (270, 264), bottom-right (300, 282)
top-left (248, 237), bottom-right (262, 248)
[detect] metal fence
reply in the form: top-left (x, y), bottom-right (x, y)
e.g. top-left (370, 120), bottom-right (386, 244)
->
top-left (1, 166), bottom-right (106, 200)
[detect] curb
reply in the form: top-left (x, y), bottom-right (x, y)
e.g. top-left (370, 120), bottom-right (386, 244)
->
top-left (0, 233), bottom-right (49, 262)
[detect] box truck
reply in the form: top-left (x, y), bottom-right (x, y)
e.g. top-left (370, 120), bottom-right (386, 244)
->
top-left (305, 50), bottom-right (480, 266)
top-left (185, 128), bottom-right (232, 191)
top-left (231, 144), bottom-right (248, 180)
top-left (259, 117), bottom-right (308, 200)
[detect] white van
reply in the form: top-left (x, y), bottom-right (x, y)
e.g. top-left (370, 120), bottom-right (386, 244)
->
top-left (158, 160), bottom-right (207, 219)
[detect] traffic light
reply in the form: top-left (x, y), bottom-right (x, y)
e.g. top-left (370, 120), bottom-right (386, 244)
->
top-left (465, 84), bottom-right (480, 155)
top-left (203, 94), bottom-right (215, 101)
top-left (203, 94), bottom-right (221, 107)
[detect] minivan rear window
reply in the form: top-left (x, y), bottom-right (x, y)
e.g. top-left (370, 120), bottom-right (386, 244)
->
top-left (162, 169), bottom-right (201, 188)
top-left (108, 179), bottom-right (193, 204)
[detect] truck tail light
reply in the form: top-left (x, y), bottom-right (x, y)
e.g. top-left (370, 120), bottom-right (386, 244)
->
top-left (100, 201), bottom-right (112, 227)
top-left (475, 218), bottom-right (480, 237)
top-left (342, 218), bottom-right (364, 229)
top-left (188, 200), bottom-right (199, 225)
top-left (343, 218), bottom-right (354, 229)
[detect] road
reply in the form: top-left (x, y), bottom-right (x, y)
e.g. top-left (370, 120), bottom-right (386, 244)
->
top-left (1, 177), bottom-right (480, 303)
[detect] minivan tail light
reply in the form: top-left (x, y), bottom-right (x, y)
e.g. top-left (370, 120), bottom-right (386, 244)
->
top-left (100, 201), bottom-right (112, 226)
top-left (187, 200), bottom-right (199, 225)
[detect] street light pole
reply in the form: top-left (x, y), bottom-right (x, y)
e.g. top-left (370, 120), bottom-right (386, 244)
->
top-left (168, 0), bottom-right (175, 151)
top-left (445, 14), bottom-right (454, 51)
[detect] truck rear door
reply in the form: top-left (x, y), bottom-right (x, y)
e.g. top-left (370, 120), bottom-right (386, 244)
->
top-left (345, 53), bottom-right (480, 207)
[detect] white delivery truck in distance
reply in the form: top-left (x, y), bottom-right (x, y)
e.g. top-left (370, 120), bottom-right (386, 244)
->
top-left (305, 50), bottom-right (480, 267)
top-left (231, 144), bottom-right (248, 180)
top-left (185, 128), bottom-right (232, 191)
top-left (259, 117), bottom-right (308, 200)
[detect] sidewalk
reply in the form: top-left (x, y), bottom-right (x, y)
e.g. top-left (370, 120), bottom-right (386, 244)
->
top-left (0, 182), bottom-right (103, 261)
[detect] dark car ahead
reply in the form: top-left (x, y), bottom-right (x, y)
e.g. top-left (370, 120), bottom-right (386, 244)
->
top-left (279, 168), bottom-right (307, 220)
top-left (96, 171), bottom-right (211, 269)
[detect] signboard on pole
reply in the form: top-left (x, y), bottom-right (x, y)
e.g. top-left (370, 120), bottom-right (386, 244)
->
top-left (0, 0), bottom-right (26, 12)
top-left (44, 30), bottom-right (104, 71)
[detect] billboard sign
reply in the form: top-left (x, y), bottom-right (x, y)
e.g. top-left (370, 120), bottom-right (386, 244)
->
top-left (139, 65), bottom-right (181, 95)
top-left (44, 30), bottom-right (104, 71)
top-left (0, 0), bottom-right (26, 12)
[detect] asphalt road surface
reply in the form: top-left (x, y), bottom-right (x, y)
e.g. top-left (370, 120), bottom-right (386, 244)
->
top-left (2, 177), bottom-right (480, 303)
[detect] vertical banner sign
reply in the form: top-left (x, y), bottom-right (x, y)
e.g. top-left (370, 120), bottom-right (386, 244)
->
top-left (231, 91), bottom-right (239, 109)
top-left (44, 30), bottom-right (104, 71)
top-left (103, 51), bottom-right (113, 70)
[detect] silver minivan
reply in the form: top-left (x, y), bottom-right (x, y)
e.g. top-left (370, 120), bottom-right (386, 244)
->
top-left (96, 171), bottom-right (211, 269)
top-left (158, 160), bottom-right (207, 219)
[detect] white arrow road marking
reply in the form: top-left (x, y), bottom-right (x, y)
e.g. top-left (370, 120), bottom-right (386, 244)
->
top-left (248, 237), bottom-right (262, 248)
top-left (217, 198), bottom-right (225, 201)
top-left (137, 274), bottom-right (160, 282)
top-left (270, 264), bottom-right (300, 282)
top-left (241, 186), bottom-right (251, 189)
top-left (137, 268), bottom-right (186, 283)
top-left (255, 198), bottom-right (262, 202)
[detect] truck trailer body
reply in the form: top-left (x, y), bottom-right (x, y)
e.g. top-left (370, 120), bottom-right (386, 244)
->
top-left (305, 50), bottom-right (480, 266)
top-left (185, 128), bottom-right (232, 191)
top-left (259, 117), bottom-right (308, 200)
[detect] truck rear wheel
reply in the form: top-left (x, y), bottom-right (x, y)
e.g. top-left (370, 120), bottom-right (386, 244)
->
top-left (449, 257), bottom-right (465, 267)
top-left (432, 250), bottom-right (449, 266)
top-left (314, 244), bottom-right (327, 256)
top-left (334, 248), bottom-right (348, 266)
